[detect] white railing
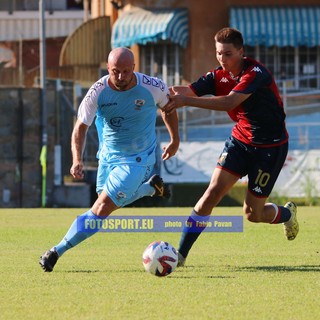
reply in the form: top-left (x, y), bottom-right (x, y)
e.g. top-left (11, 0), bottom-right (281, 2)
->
top-left (158, 75), bottom-right (320, 145)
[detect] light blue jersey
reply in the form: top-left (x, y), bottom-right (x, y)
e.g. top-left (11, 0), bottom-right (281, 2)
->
top-left (47, 71), bottom-right (173, 264)
top-left (78, 72), bottom-right (170, 166)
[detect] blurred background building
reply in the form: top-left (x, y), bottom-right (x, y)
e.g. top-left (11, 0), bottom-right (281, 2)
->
top-left (1, 0), bottom-right (320, 207)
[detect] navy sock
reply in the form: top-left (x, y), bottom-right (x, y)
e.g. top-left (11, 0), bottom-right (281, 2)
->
top-left (270, 205), bottom-right (292, 224)
top-left (54, 210), bottom-right (104, 257)
top-left (178, 210), bottom-right (209, 258)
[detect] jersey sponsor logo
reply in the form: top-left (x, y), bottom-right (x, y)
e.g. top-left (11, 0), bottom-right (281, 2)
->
top-left (85, 81), bottom-right (104, 100)
top-left (251, 66), bottom-right (262, 73)
top-left (110, 117), bottom-right (124, 127)
top-left (143, 75), bottom-right (151, 85)
top-left (134, 99), bottom-right (145, 110)
top-left (94, 80), bottom-right (104, 88)
top-left (159, 80), bottom-right (165, 91)
top-left (152, 78), bottom-right (159, 87)
top-left (101, 102), bottom-right (117, 107)
top-left (220, 77), bottom-right (229, 83)
top-left (142, 75), bottom-right (165, 91)
top-left (252, 186), bottom-right (263, 194)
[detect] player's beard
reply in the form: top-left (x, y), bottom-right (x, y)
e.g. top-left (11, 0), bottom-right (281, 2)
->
top-left (114, 80), bottom-right (130, 91)
top-left (113, 75), bottom-right (135, 91)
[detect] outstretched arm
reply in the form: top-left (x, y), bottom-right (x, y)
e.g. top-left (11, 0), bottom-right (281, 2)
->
top-left (170, 85), bottom-right (196, 97)
top-left (165, 86), bottom-right (251, 114)
top-left (70, 119), bottom-right (89, 179)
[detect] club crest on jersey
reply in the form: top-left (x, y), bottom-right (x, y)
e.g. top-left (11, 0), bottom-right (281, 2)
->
top-left (116, 191), bottom-right (127, 199)
top-left (134, 99), bottom-right (145, 110)
top-left (218, 152), bottom-right (228, 166)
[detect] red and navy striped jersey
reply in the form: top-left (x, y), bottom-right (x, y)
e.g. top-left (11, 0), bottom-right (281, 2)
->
top-left (189, 57), bottom-right (288, 147)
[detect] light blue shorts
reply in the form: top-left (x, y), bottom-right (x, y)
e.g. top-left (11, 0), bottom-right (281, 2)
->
top-left (96, 163), bottom-right (154, 207)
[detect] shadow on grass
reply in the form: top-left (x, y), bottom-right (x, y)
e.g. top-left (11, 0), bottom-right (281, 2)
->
top-left (233, 265), bottom-right (320, 272)
top-left (173, 275), bottom-right (235, 279)
top-left (63, 270), bottom-right (102, 273)
top-left (61, 265), bottom-right (320, 275)
top-left (173, 265), bottom-right (236, 279)
top-left (63, 268), bottom-right (144, 273)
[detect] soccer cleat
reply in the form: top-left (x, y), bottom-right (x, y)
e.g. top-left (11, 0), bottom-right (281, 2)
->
top-left (283, 202), bottom-right (299, 241)
top-left (177, 251), bottom-right (186, 267)
top-left (149, 174), bottom-right (171, 199)
top-left (39, 249), bottom-right (59, 272)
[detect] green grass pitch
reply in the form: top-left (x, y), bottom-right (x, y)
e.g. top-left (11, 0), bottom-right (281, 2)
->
top-left (0, 207), bottom-right (319, 319)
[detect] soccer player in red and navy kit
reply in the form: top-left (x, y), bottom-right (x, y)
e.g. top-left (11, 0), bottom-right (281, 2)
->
top-left (164, 27), bottom-right (299, 267)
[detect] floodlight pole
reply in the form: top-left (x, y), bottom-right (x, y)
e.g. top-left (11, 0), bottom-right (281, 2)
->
top-left (39, 0), bottom-right (48, 207)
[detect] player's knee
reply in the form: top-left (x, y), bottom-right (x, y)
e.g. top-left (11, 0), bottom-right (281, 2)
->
top-left (93, 201), bottom-right (117, 217)
top-left (95, 205), bottom-right (109, 217)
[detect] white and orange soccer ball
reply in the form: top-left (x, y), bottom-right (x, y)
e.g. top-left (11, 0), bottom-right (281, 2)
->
top-left (142, 241), bottom-right (178, 277)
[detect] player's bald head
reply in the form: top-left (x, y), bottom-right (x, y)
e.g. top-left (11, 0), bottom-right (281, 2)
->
top-left (108, 47), bottom-right (135, 66)
top-left (107, 47), bottom-right (136, 91)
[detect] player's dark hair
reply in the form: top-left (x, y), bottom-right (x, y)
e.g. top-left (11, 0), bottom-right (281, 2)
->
top-left (214, 28), bottom-right (244, 49)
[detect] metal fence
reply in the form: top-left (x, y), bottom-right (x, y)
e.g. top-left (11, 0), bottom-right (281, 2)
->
top-left (157, 75), bottom-right (320, 150)
top-left (60, 75), bottom-right (320, 170)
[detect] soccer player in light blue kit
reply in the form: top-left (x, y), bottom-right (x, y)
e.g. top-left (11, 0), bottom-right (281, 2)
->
top-left (40, 47), bottom-right (180, 272)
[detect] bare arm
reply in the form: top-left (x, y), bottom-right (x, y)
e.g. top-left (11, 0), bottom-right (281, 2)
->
top-left (165, 86), bottom-right (251, 113)
top-left (70, 119), bottom-right (89, 179)
top-left (169, 85), bottom-right (197, 97)
top-left (160, 108), bottom-right (180, 160)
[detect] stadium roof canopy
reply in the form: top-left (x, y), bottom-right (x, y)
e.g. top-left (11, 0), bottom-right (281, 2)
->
top-left (111, 8), bottom-right (189, 48)
top-left (230, 6), bottom-right (320, 47)
top-left (0, 11), bottom-right (83, 41)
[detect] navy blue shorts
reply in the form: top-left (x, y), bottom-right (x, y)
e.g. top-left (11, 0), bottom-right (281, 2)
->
top-left (217, 136), bottom-right (288, 197)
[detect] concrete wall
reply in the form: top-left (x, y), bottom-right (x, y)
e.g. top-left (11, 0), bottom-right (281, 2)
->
top-left (0, 84), bottom-right (75, 208)
top-left (0, 88), bottom-right (42, 207)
